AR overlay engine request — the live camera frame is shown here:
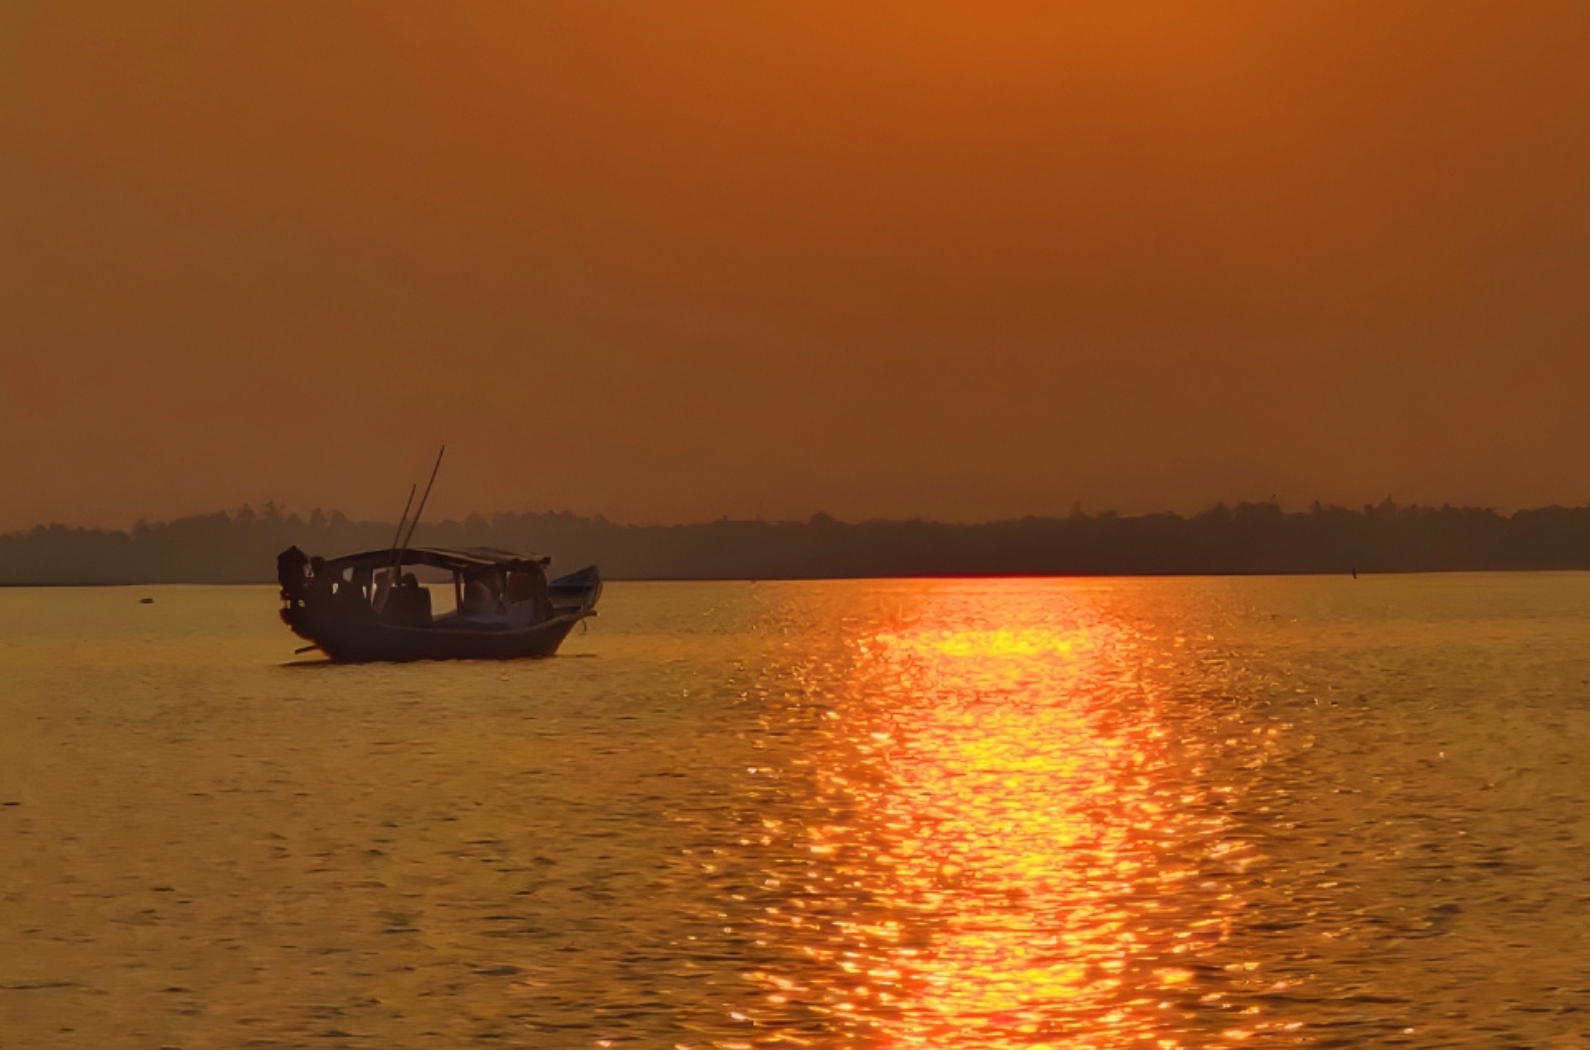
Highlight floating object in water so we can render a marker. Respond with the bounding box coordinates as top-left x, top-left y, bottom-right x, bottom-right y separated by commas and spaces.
139, 597, 154, 604
276, 546, 601, 662
274, 445, 599, 662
